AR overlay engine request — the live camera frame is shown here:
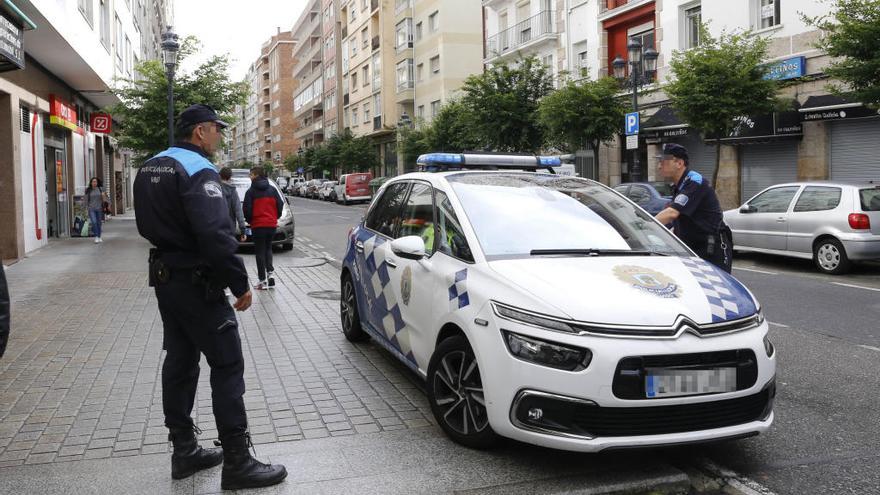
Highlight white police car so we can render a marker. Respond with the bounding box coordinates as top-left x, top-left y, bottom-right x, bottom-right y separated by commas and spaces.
340, 153, 775, 452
